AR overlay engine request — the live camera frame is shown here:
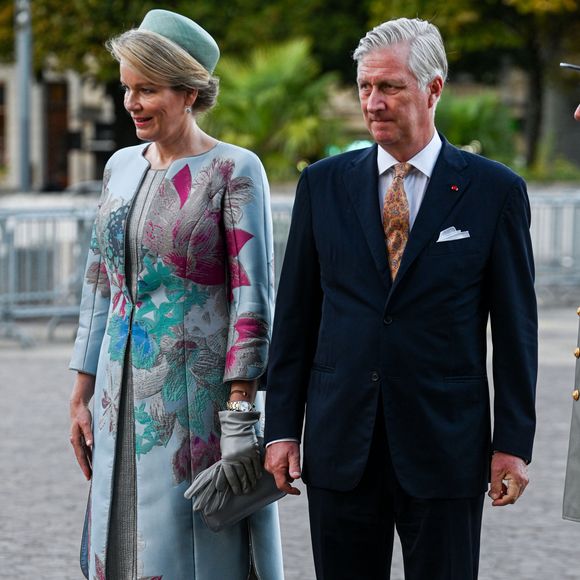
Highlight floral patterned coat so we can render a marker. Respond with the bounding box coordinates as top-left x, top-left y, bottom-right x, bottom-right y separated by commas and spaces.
70, 142, 283, 580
